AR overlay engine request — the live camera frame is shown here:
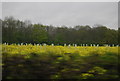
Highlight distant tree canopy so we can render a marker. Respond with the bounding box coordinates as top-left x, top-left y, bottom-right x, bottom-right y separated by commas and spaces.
1, 17, 118, 45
